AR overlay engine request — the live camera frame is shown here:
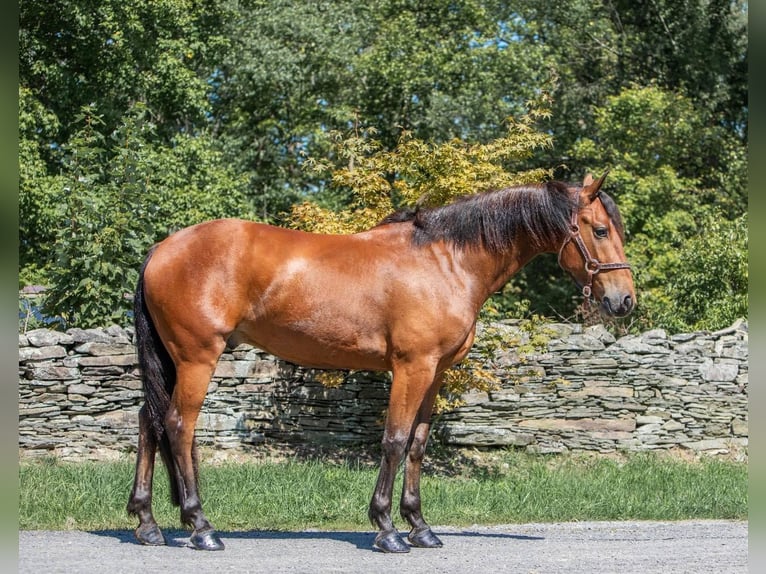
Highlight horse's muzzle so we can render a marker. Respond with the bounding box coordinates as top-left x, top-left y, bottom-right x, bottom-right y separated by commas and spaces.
602, 293, 634, 317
